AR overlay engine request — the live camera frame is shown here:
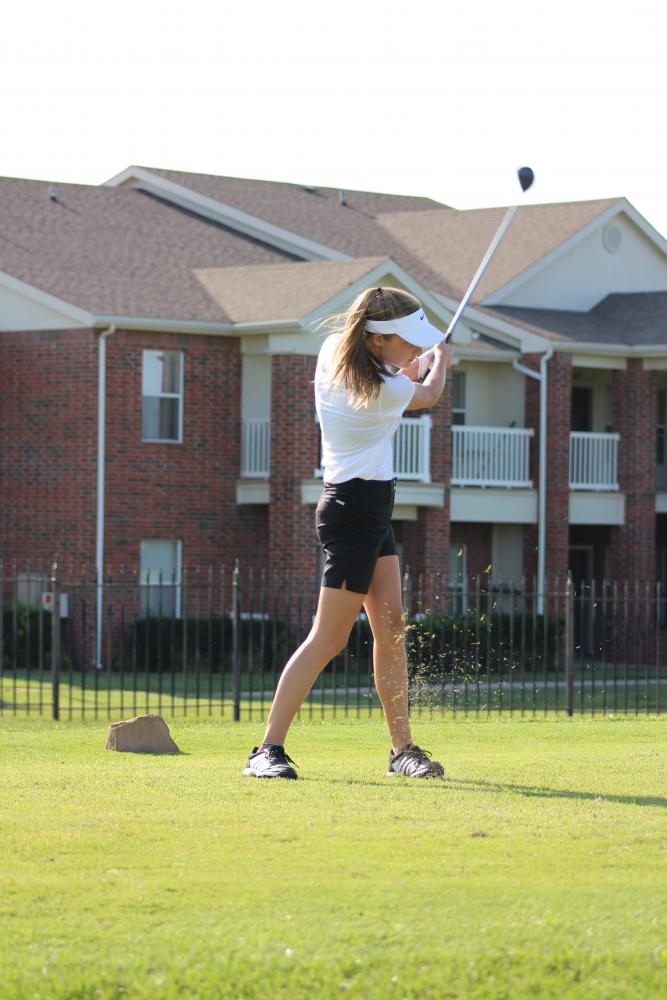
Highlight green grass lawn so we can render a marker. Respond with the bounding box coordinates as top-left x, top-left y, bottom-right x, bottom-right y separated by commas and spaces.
2, 716, 666, 999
